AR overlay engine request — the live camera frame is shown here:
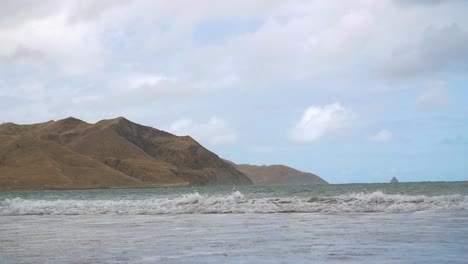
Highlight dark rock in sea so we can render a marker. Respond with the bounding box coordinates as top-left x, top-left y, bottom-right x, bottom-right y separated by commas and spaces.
390, 177, 399, 183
